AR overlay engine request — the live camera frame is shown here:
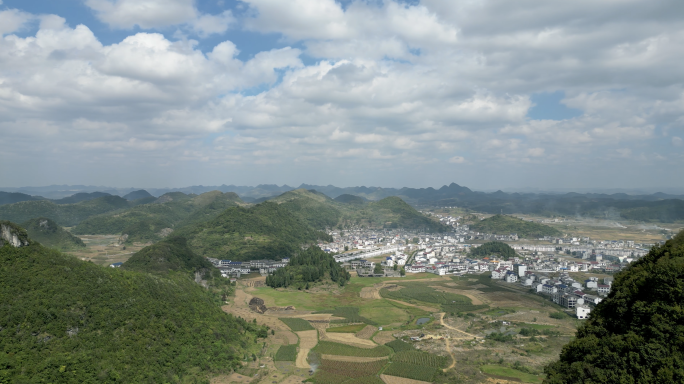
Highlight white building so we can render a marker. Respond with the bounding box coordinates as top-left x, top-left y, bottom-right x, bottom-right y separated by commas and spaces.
576, 305, 591, 319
